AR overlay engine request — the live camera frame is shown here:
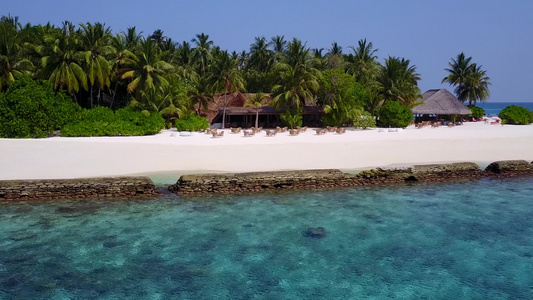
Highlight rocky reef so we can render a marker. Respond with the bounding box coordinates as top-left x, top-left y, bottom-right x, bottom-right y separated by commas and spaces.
0, 177, 158, 201
169, 160, 533, 196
